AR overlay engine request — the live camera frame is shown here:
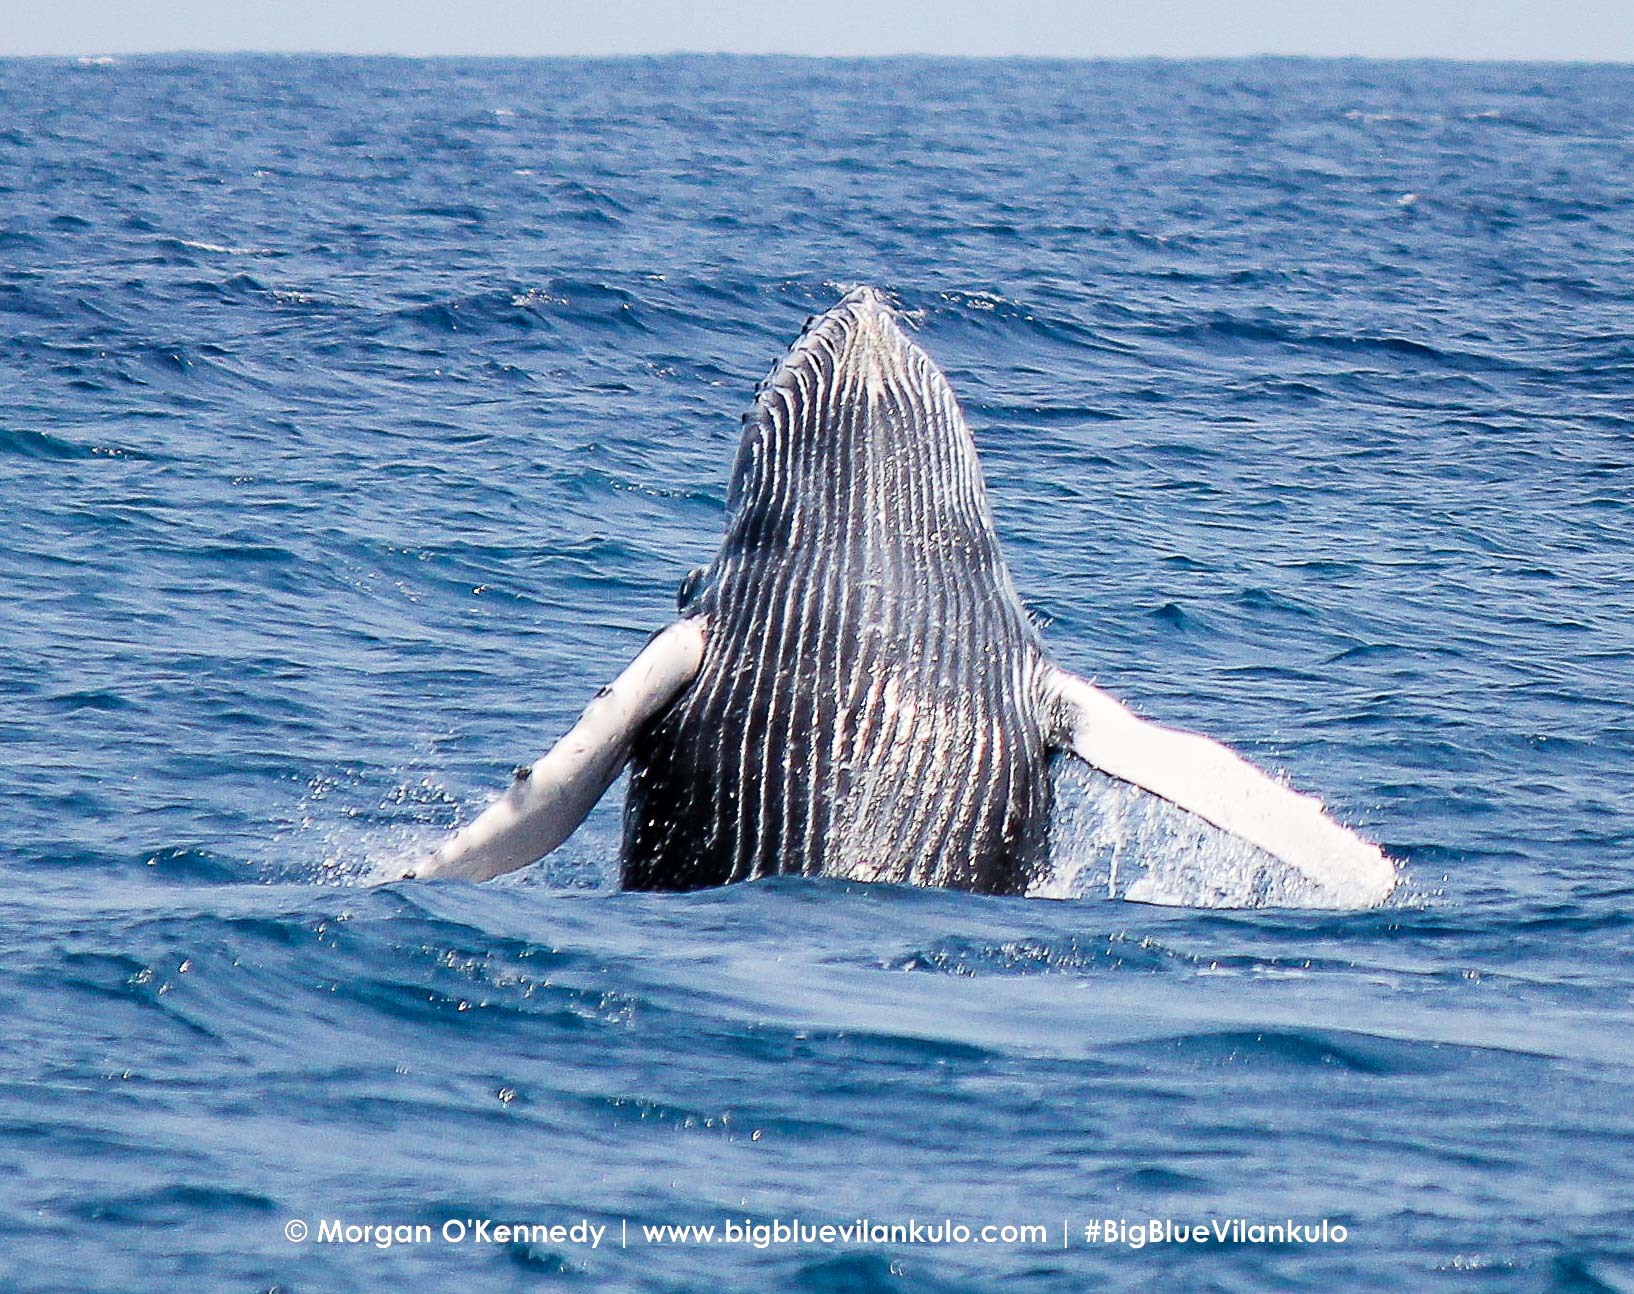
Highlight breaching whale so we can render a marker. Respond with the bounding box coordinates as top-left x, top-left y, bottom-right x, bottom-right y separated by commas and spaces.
408, 287, 1395, 905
